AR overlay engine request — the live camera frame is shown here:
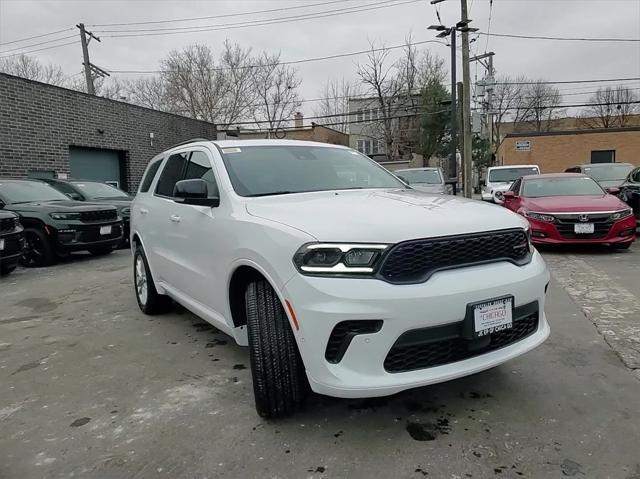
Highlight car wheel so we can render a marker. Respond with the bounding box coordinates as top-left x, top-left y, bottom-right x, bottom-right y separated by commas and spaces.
245, 279, 308, 418
133, 245, 170, 315
20, 228, 54, 267
1, 263, 17, 276
88, 246, 114, 256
